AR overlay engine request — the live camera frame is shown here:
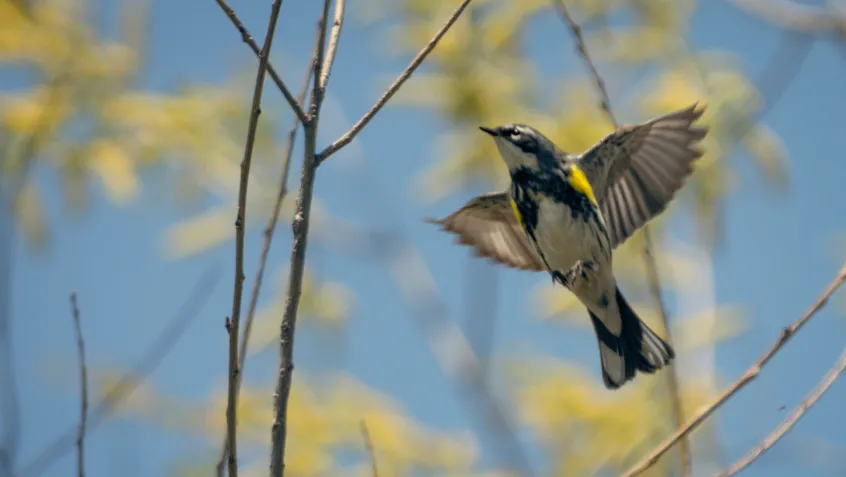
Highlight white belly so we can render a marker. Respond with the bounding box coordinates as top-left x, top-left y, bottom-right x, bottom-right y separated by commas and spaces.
532, 199, 608, 273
